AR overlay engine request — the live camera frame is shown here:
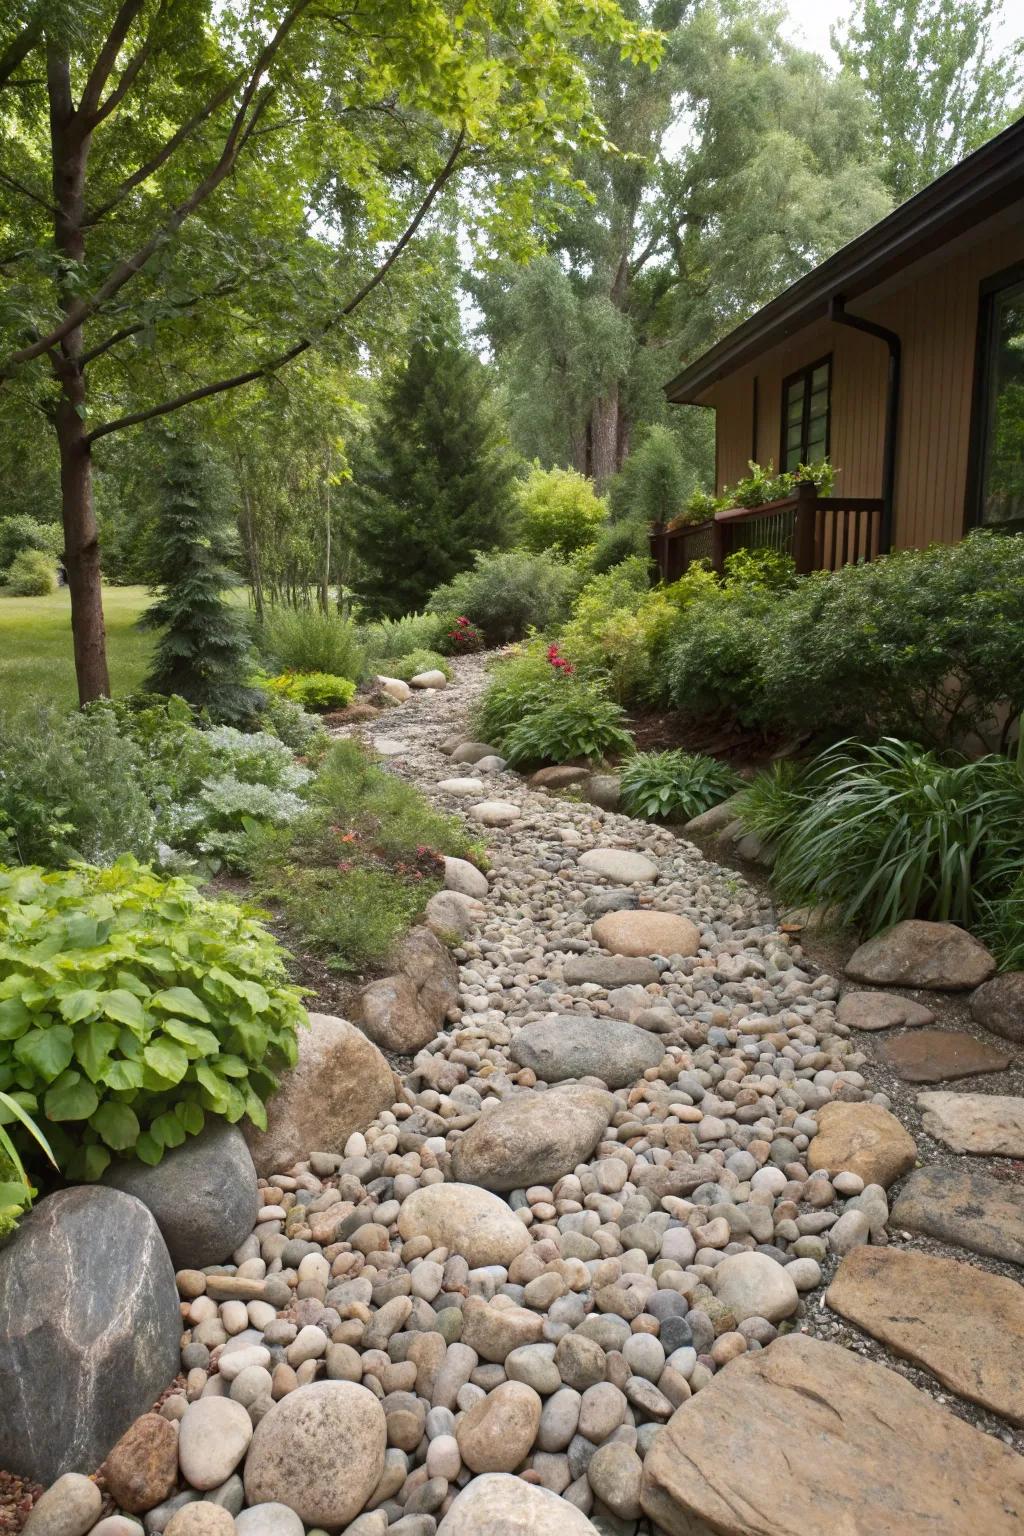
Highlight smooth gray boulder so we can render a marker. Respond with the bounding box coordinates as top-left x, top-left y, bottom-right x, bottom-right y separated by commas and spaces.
0, 1186, 180, 1484
103, 1122, 258, 1269
510, 1015, 663, 1089
451, 1085, 613, 1191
